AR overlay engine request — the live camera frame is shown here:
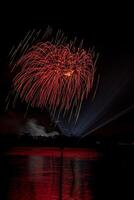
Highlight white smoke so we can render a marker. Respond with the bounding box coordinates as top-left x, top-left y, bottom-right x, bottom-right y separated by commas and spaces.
19, 118, 59, 138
